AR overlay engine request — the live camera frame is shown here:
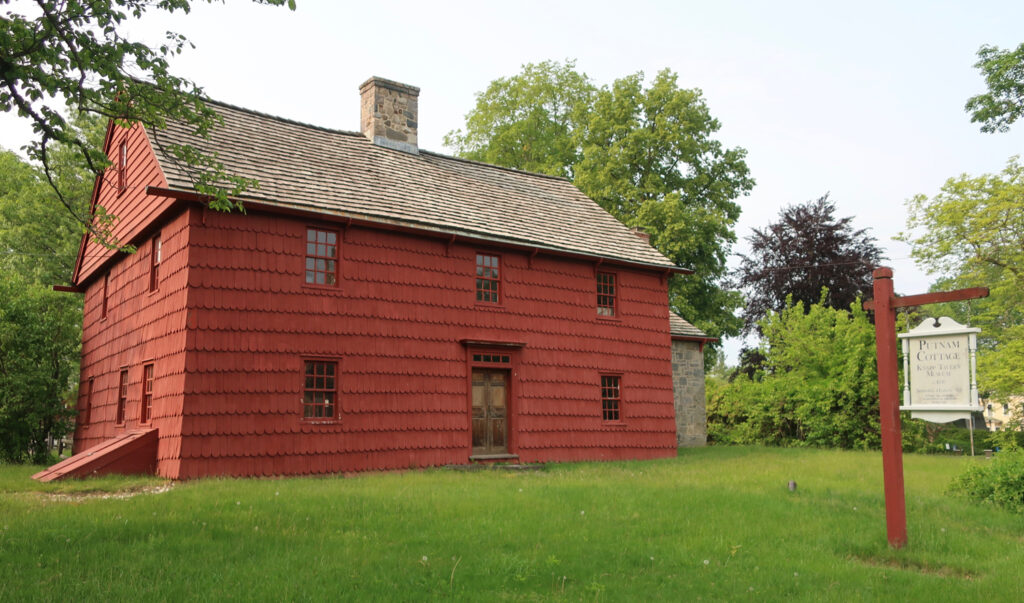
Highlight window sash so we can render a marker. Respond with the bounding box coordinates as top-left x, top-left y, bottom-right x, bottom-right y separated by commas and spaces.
303, 361, 337, 419
305, 228, 338, 286
475, 254, 500, 303
101, 273, 109, 319
597, 272, 616, 316
141, 364, 154, 423
116, 369, 128, 425
149, 235, 161, 292
601, 375, 621, 421
117, 139, 127, 193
